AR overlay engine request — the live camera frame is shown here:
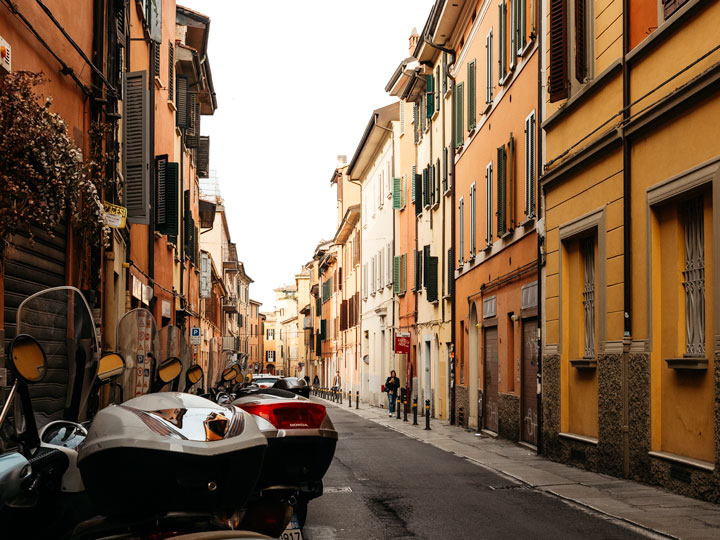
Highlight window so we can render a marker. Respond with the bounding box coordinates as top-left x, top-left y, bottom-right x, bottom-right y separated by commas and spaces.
486, 162, 493, 246
682, 197, 705, 357
168, 41, 175, 102
266, 328, 274, 340
413, 103, 419, 145
423, 167, 430, 208
498, 0, 508, 83
266, 350, 275, 362
378, 173, 383, 209
411, 165, 416, 203
363, 262, 368, 299
435, 66, 441, 113
548, 0, 593, 102
442, 148, 448, 193
436, 158, 441, 202
393, 177, 403, 209
454, 82, 464, 148
467, 60, 476, 131
663, 0, 690, 19
459, 197, 465, 263
426, 73, 435, 118
486, 30, 493, 104
400, 102, 405, 134
387, 243, 393, 286
524, 111, 536, 219
581, 237, 595, 359
470, 183, 477, 256
514, 0, 527, 55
